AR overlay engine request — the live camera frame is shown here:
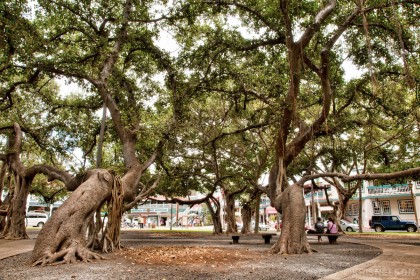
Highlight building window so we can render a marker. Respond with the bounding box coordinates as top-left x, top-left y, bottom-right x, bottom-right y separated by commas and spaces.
346, 205, 351, 216
346, 204, 357, 216
381, 201, 391, 214
347, 203, 359, 216
372, 201, 381, 215
398, 200, 414, 214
